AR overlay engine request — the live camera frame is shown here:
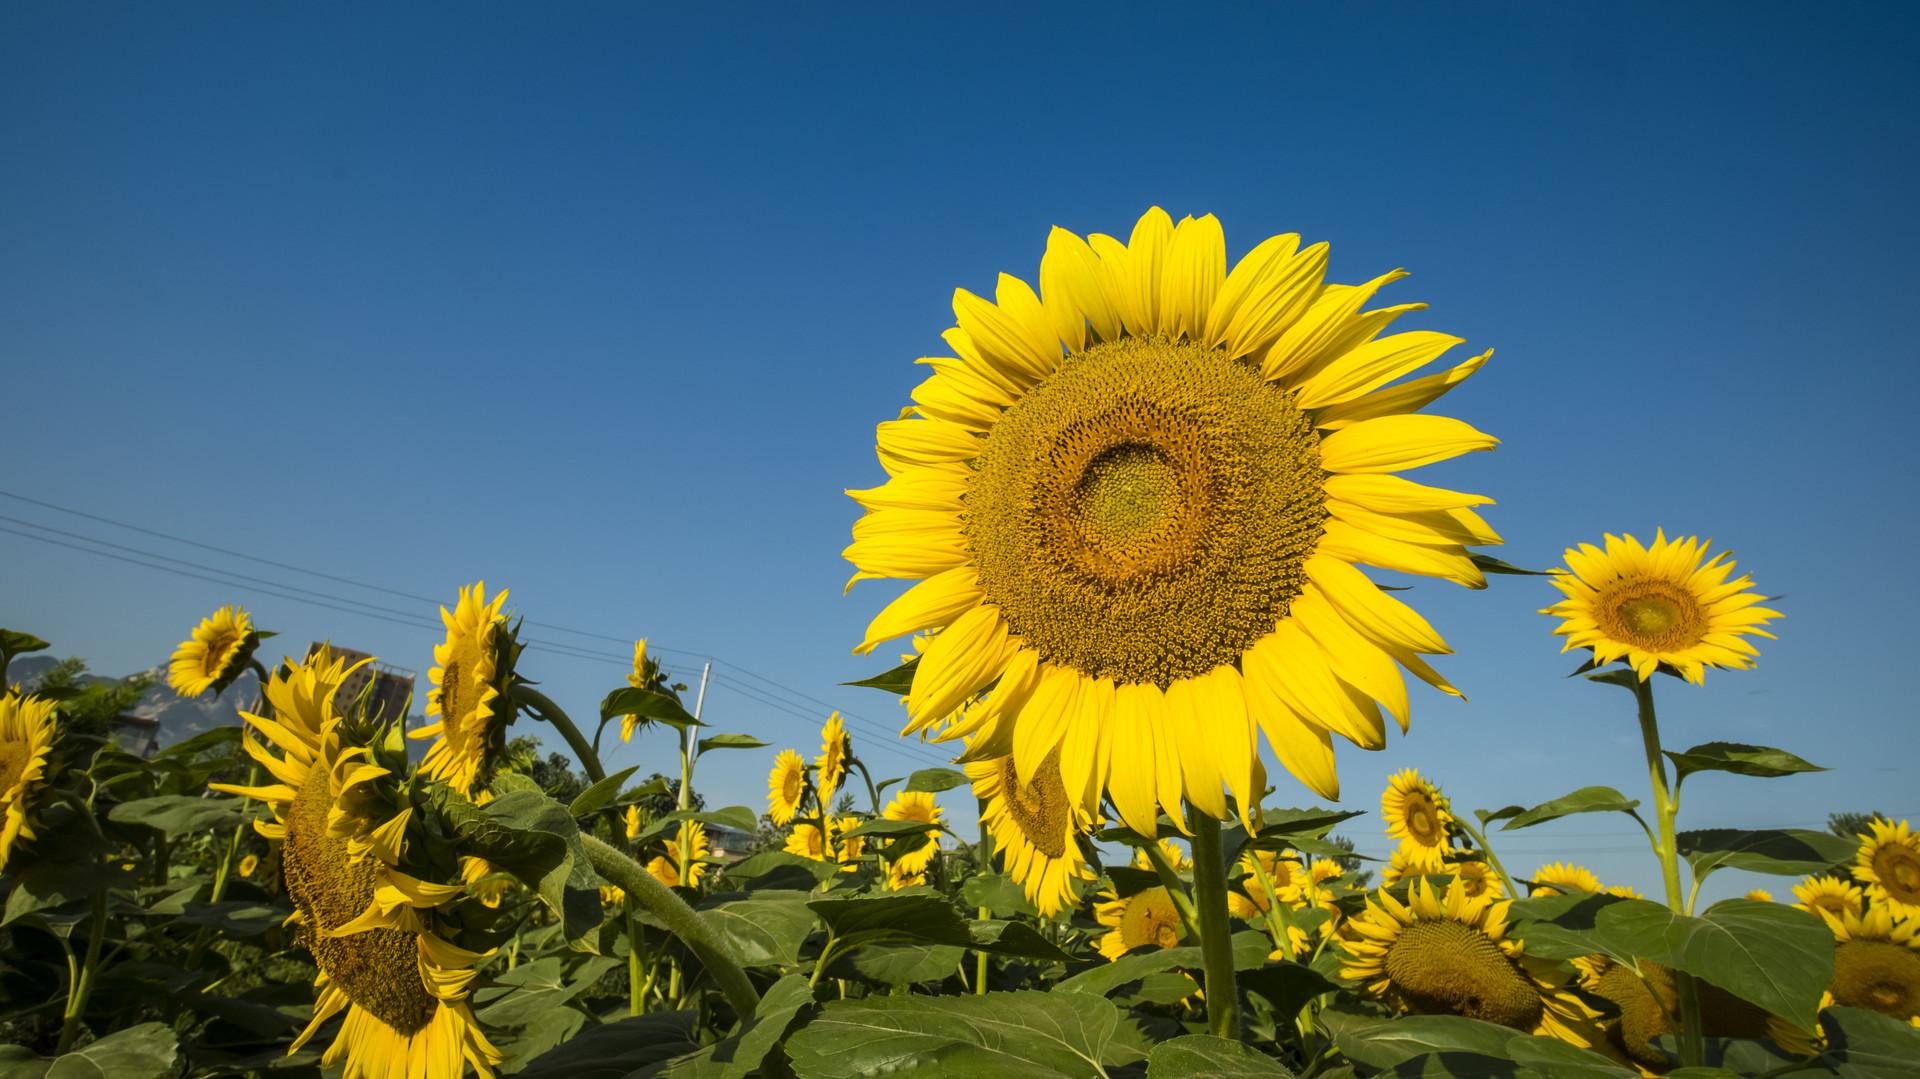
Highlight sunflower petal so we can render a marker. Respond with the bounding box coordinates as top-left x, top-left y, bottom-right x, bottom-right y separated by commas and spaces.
1319, 415, 1499, 474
